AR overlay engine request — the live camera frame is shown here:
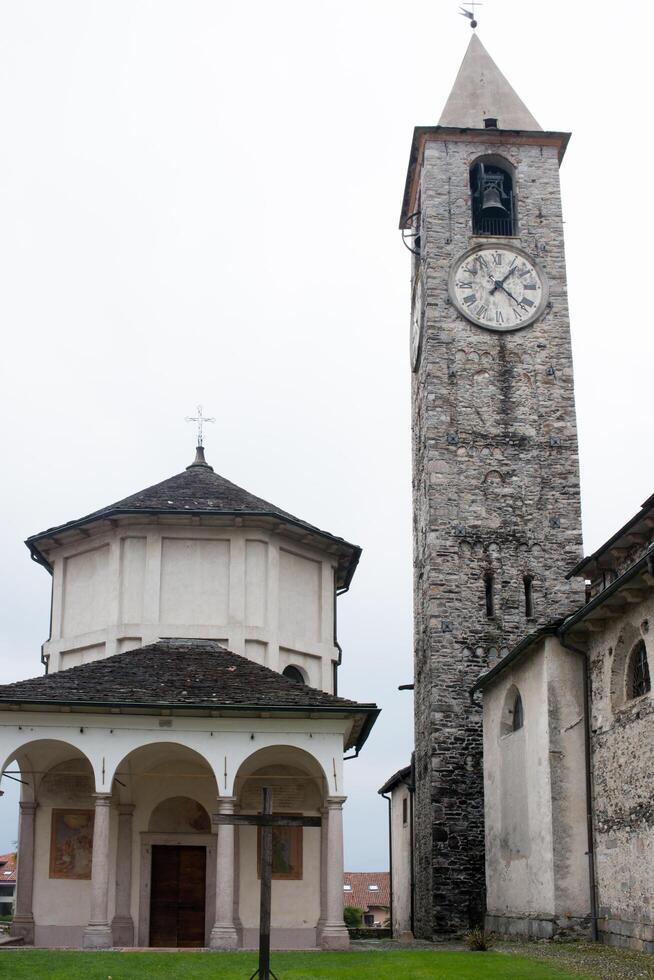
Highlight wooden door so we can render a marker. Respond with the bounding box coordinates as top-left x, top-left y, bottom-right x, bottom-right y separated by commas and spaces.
149, 845, 206, 947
